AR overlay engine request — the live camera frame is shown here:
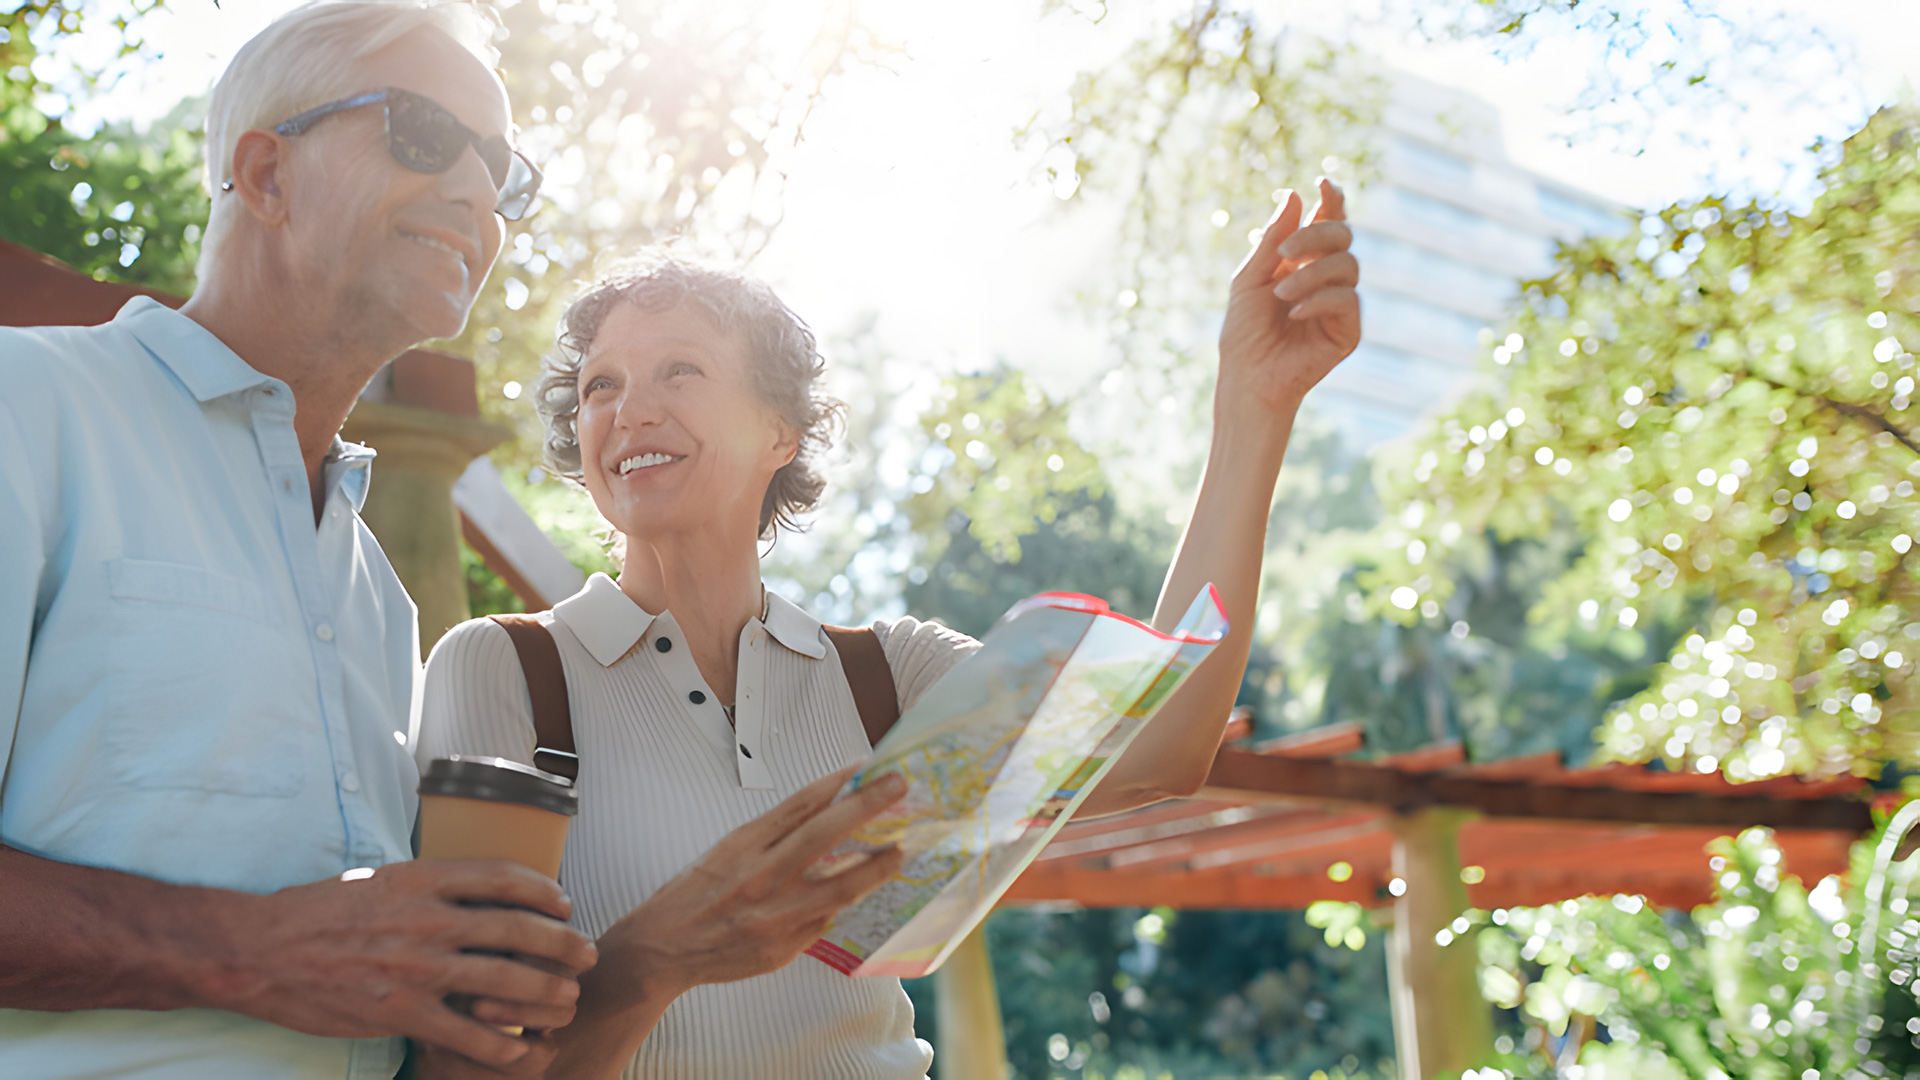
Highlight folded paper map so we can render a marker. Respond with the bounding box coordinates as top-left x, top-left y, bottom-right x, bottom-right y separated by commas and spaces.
805, 586, 1229, 978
